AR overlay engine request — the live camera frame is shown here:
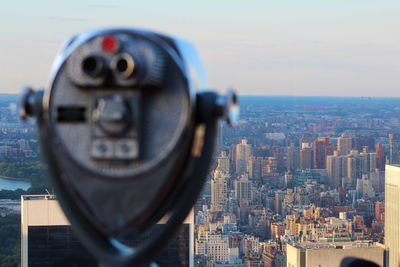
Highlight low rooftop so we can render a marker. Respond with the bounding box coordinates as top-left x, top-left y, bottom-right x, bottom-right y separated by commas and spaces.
21, 195, 56, 201
294, 241, 381, 250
